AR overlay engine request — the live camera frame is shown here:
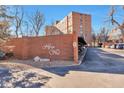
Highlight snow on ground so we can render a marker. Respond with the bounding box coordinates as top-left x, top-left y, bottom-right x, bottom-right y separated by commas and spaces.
0, 62, 51, 88
0, 59, 74, 88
